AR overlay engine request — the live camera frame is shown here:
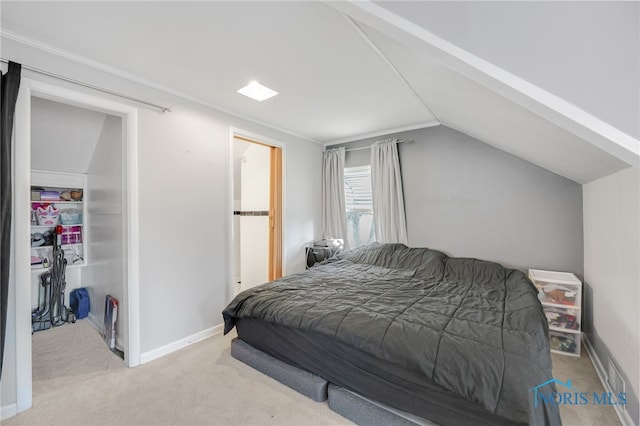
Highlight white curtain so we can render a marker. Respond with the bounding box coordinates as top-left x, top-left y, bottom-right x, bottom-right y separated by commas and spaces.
371, 139, 408, 245
322, 148, 349, 249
